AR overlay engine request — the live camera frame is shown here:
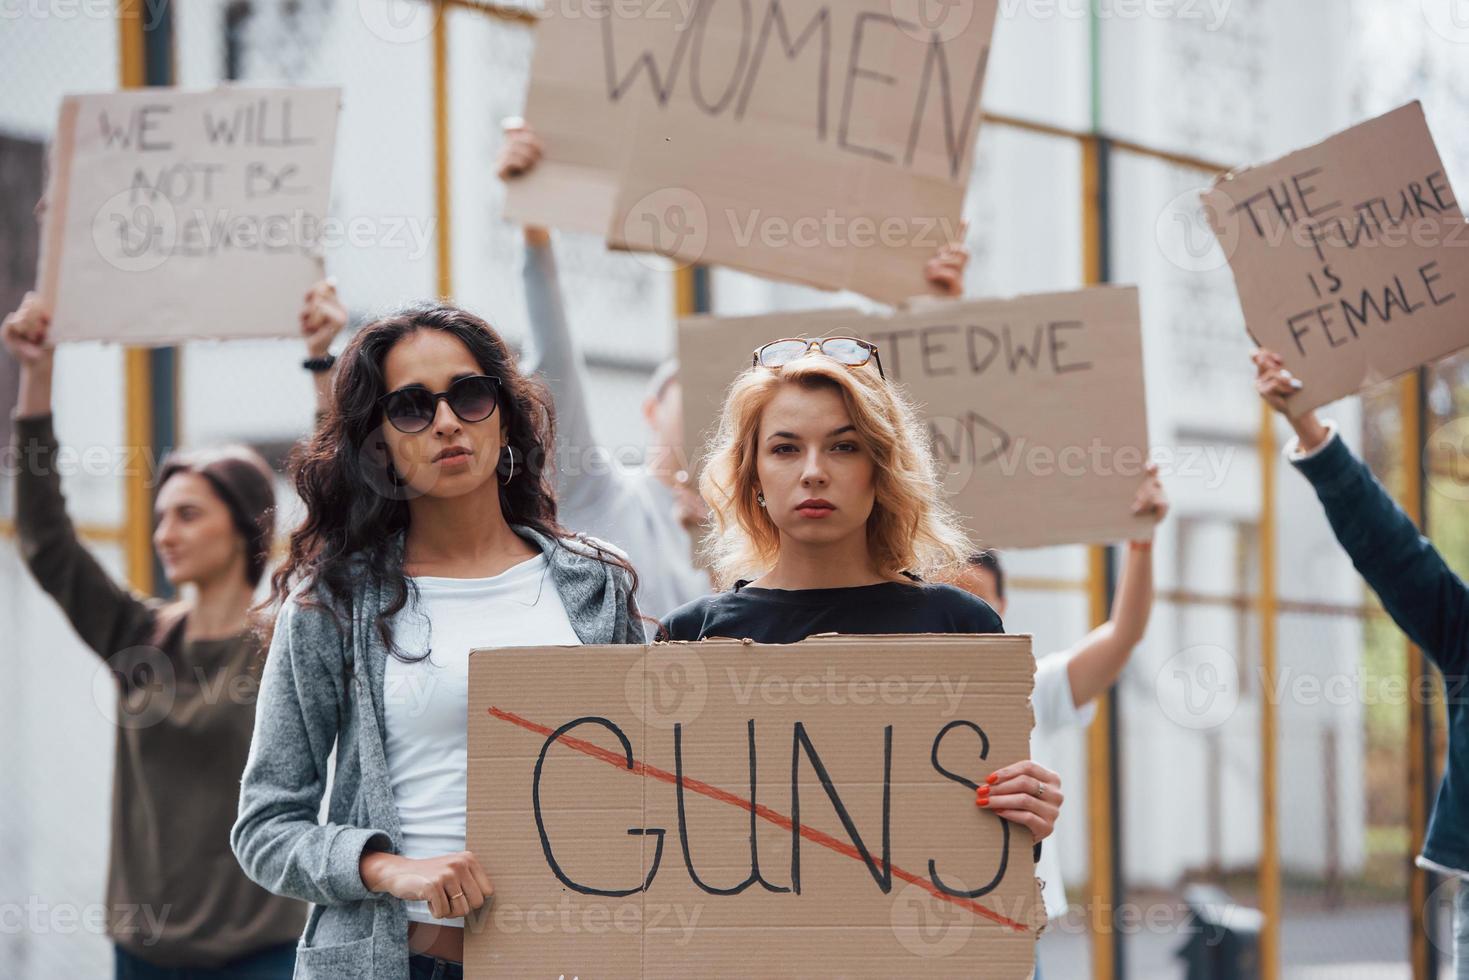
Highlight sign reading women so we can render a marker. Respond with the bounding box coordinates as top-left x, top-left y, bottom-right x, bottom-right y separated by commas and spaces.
506, 0, 999, 305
